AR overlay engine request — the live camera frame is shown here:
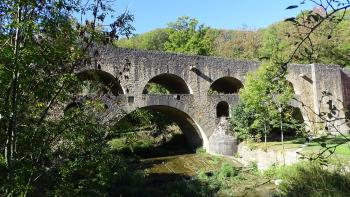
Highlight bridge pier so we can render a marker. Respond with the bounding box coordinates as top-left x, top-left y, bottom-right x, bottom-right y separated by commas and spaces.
208, 117, 237, 155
